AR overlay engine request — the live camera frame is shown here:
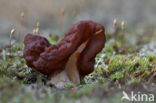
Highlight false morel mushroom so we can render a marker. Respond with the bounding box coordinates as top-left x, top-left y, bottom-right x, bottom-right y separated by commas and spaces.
24, 20, 106, 88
